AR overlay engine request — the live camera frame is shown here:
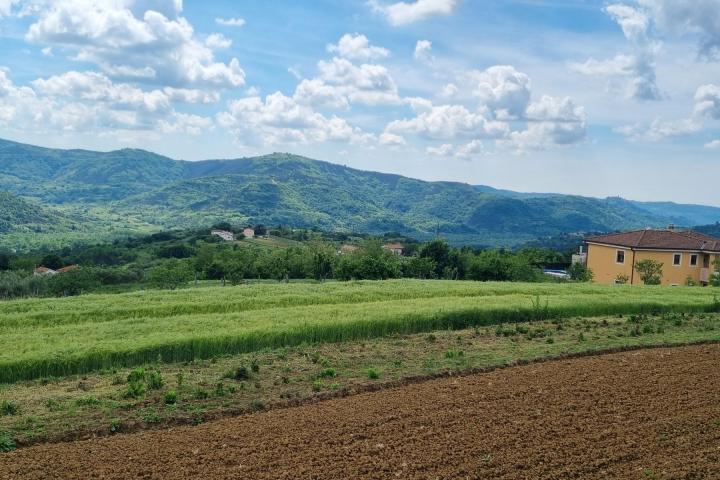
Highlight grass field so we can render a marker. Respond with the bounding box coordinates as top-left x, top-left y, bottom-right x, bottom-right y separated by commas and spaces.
1, 311, 718, 446
2, 280, 720, 383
